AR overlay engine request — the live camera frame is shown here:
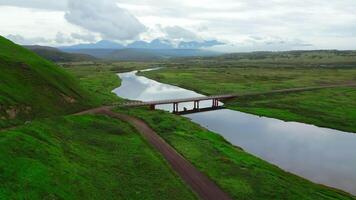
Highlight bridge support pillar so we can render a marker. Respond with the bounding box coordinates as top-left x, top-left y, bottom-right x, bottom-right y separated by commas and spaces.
173, 103, 179, 113
212, 99, 219, 107
194, 101, 200, 110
